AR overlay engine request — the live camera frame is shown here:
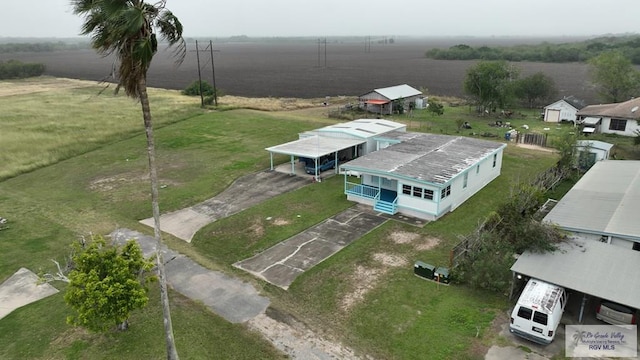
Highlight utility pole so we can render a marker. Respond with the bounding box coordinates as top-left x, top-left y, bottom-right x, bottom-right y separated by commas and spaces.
208, 40, 218, 106
317, 38, 327, 68
195, 40, 204, 108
